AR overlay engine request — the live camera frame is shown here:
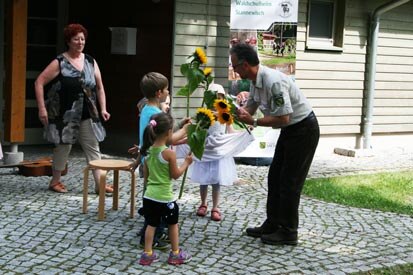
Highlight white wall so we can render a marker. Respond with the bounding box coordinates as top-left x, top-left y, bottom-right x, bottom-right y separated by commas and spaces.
172, 0, 231, 119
